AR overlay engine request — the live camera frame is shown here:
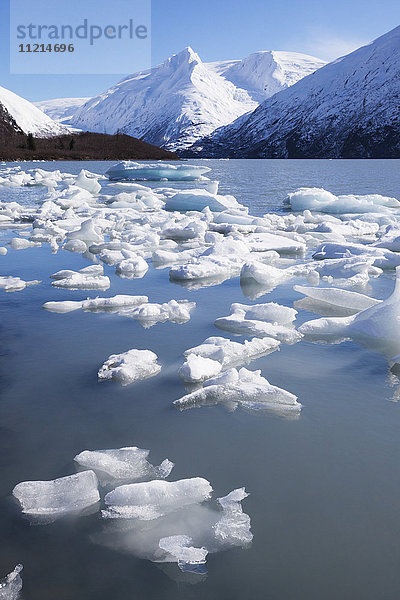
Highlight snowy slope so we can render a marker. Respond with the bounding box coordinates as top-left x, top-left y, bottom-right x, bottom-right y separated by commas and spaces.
192, 26, 400, 158
34, 98, 90, 124
69, 47, 324, 151
209, 51, 325, 103
0, 86, 68, 137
